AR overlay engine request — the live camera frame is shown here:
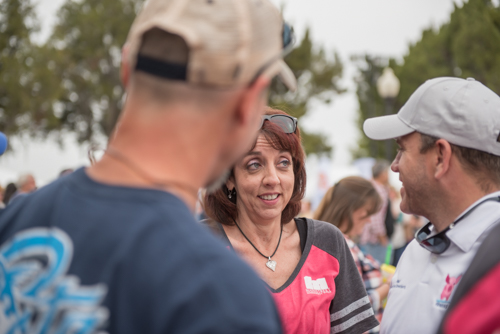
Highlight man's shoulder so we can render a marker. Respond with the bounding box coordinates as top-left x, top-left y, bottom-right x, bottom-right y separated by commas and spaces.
115, 213, 282, 333
0, 195, 282, 333
0, 168, 190, 229
0, 168, 212, 273
436, 222, 500, 334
